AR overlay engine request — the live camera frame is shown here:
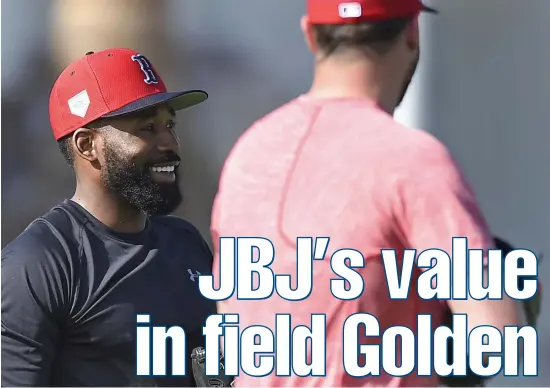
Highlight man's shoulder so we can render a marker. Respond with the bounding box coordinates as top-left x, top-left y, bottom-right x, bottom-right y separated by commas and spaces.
398, 125, 449, 151
396, 127, 458, 167
150, 215, 205, 240
255, 96, 305, 120
219, 97, 313, 166
387, 126, 468, 193
151, 215, 212, 260
364, 114, 456, 165
236, 97, 308, 138
1, 204, 80, 318
2, 202, 82, 265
